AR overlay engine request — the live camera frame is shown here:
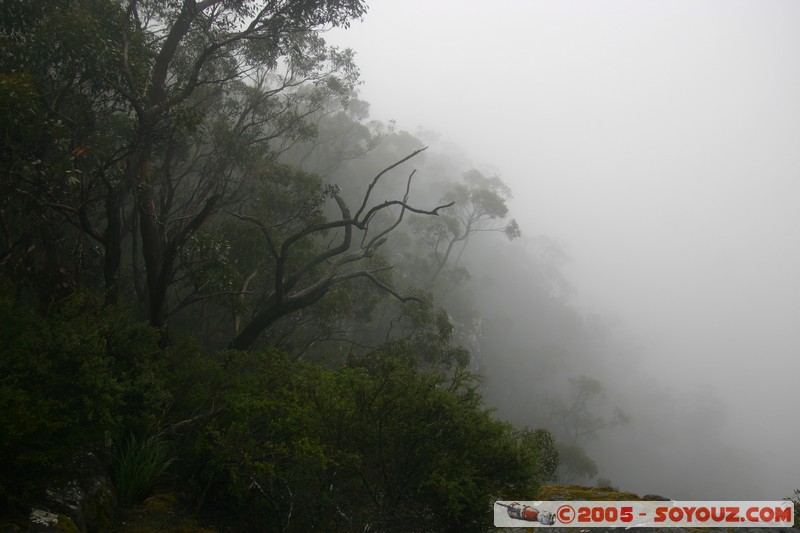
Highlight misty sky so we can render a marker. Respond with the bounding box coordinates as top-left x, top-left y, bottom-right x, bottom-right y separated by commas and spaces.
327, 1, 800, 499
